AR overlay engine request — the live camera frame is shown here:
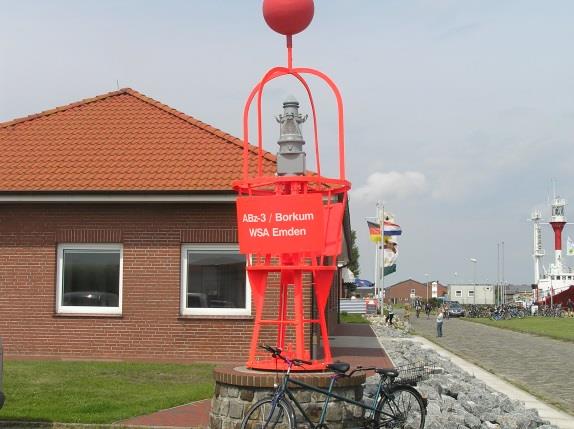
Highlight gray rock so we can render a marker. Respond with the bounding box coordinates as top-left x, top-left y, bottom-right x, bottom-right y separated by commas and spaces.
464, 410, 482, 429
496, 411, 534, 429
363, 382, 378, 397
369, 318, 554, 429
426, 401, 442, 418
